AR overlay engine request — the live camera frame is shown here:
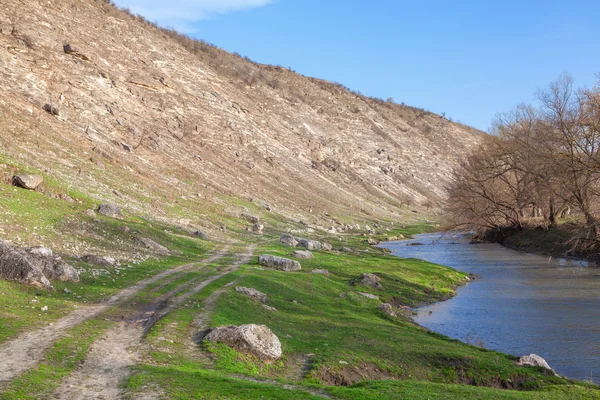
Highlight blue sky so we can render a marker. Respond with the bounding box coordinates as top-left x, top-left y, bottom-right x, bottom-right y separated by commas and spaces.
114, 0, 600, 132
